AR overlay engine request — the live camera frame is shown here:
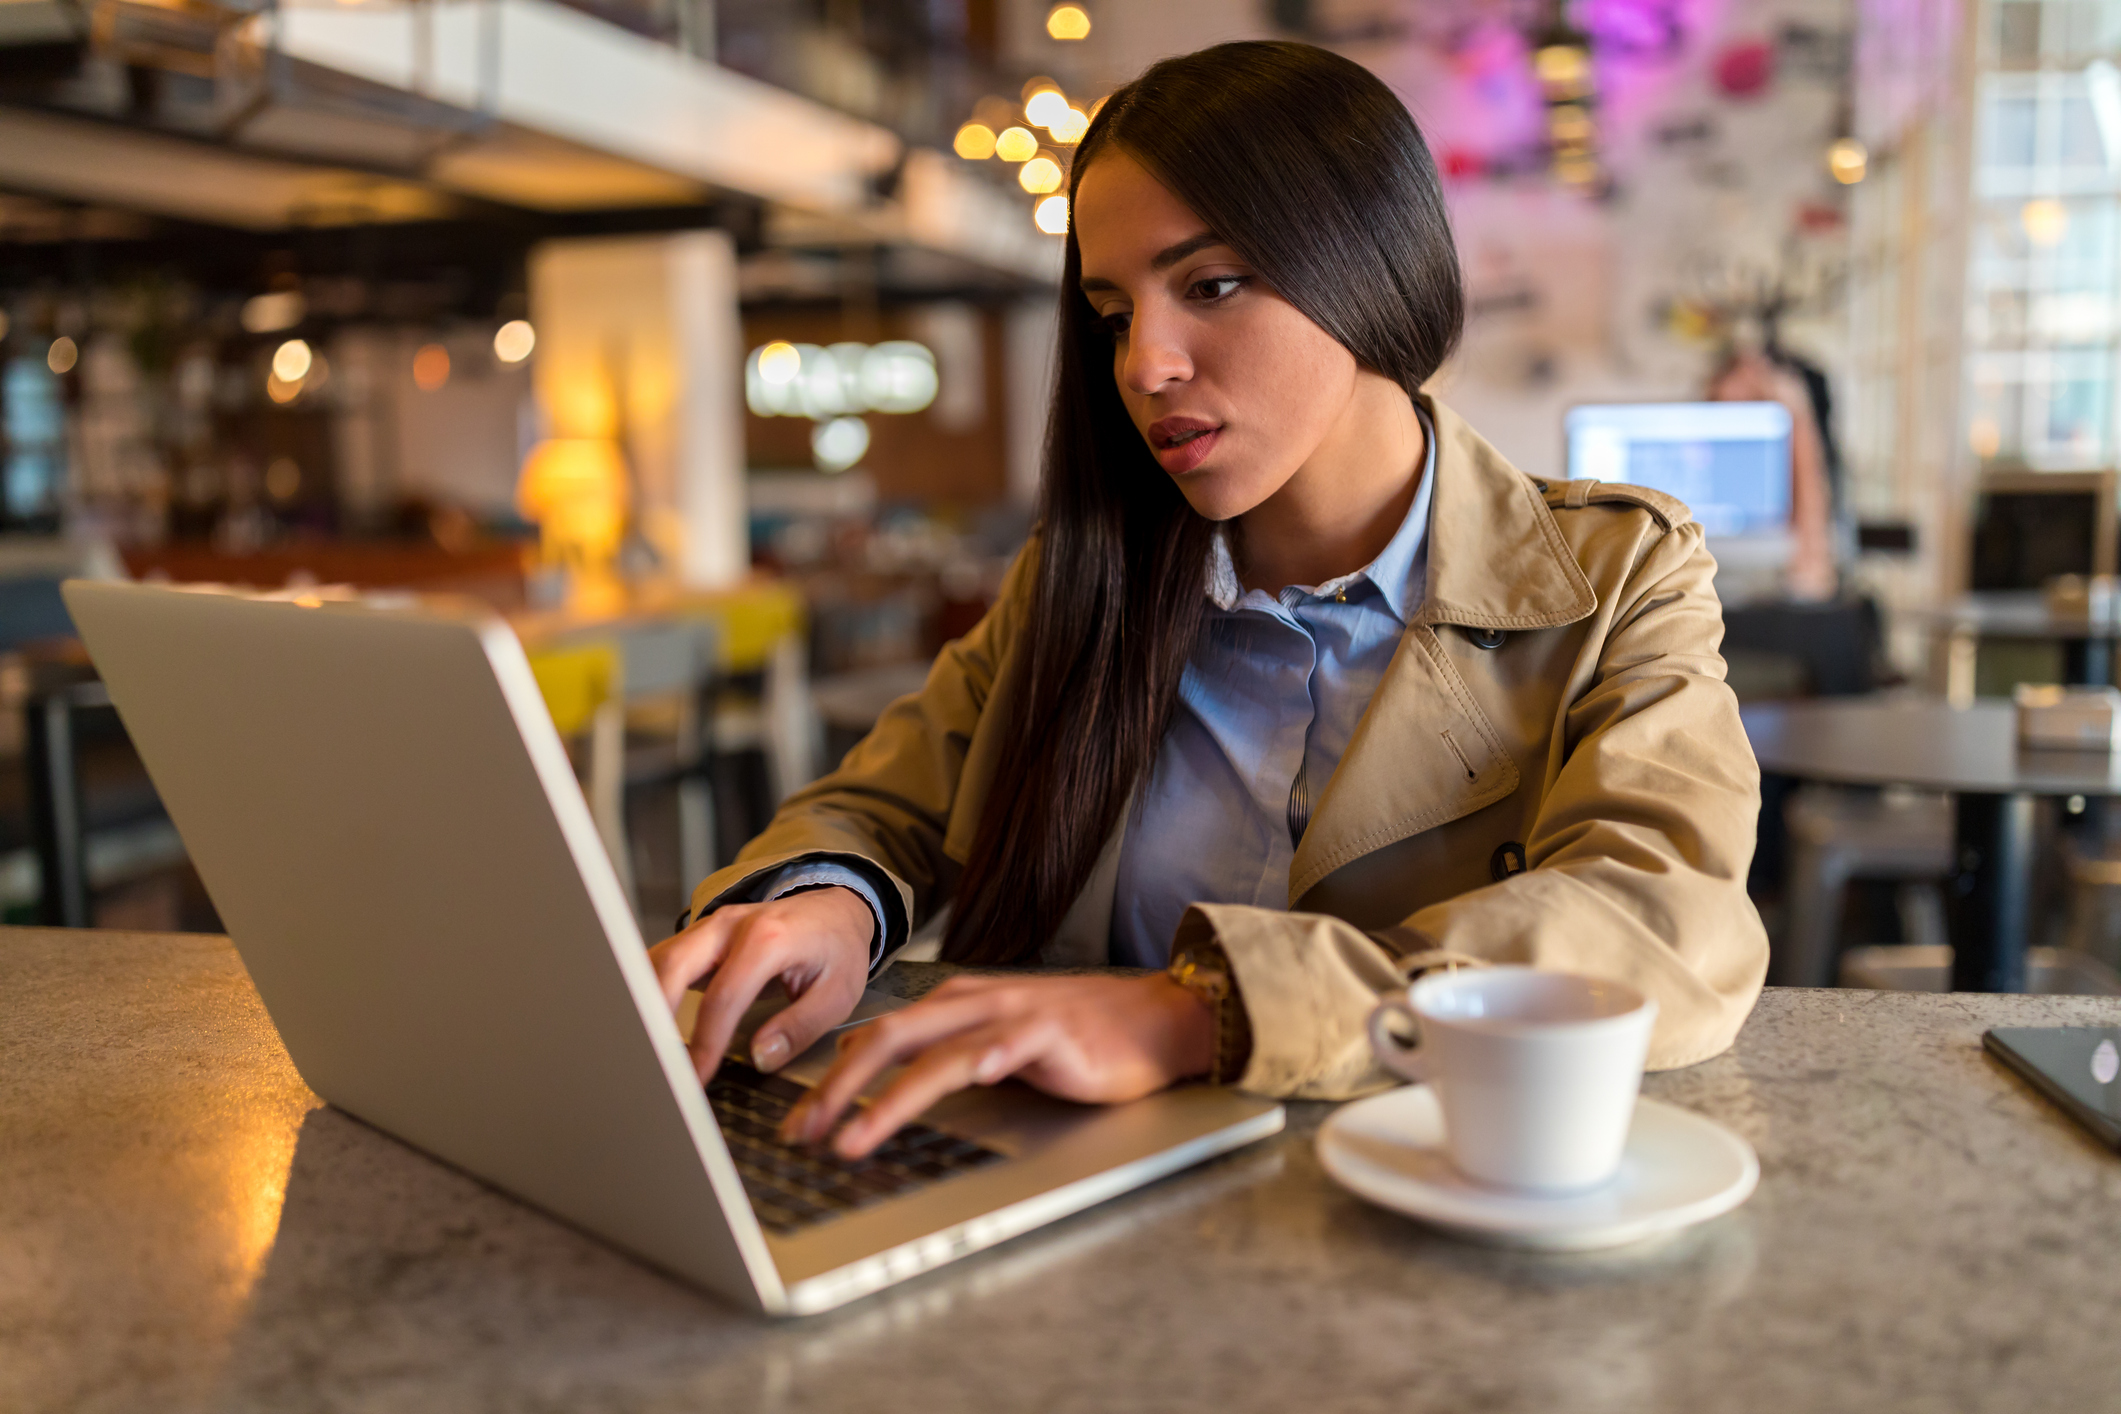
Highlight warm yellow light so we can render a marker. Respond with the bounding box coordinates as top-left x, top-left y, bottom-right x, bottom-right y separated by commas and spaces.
413, 342, 451, 391
1548, 104, 1594, 146
757, 340, 802, 385
1049, 107, 1089, 144
1025, 88, 1071, 128
996, 126, 1039, 163
1970, 417, 2002, 458
1535, 43, 1586, 99
46, 336, 77, 375
954, 121, 998, 159
2022, 198, 2069, 247
494, 319, 536, 363
1034, 194, 1070, 234
1535, 45, 1586, 85
1827, 137, 1868, 185
517, 437, 631, 569
266, 372, 302, 404
271, 339, 312, 382
1554, 154, 1601, 187
1019, 156, 1063, 193
1046, 3, 1091, 40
